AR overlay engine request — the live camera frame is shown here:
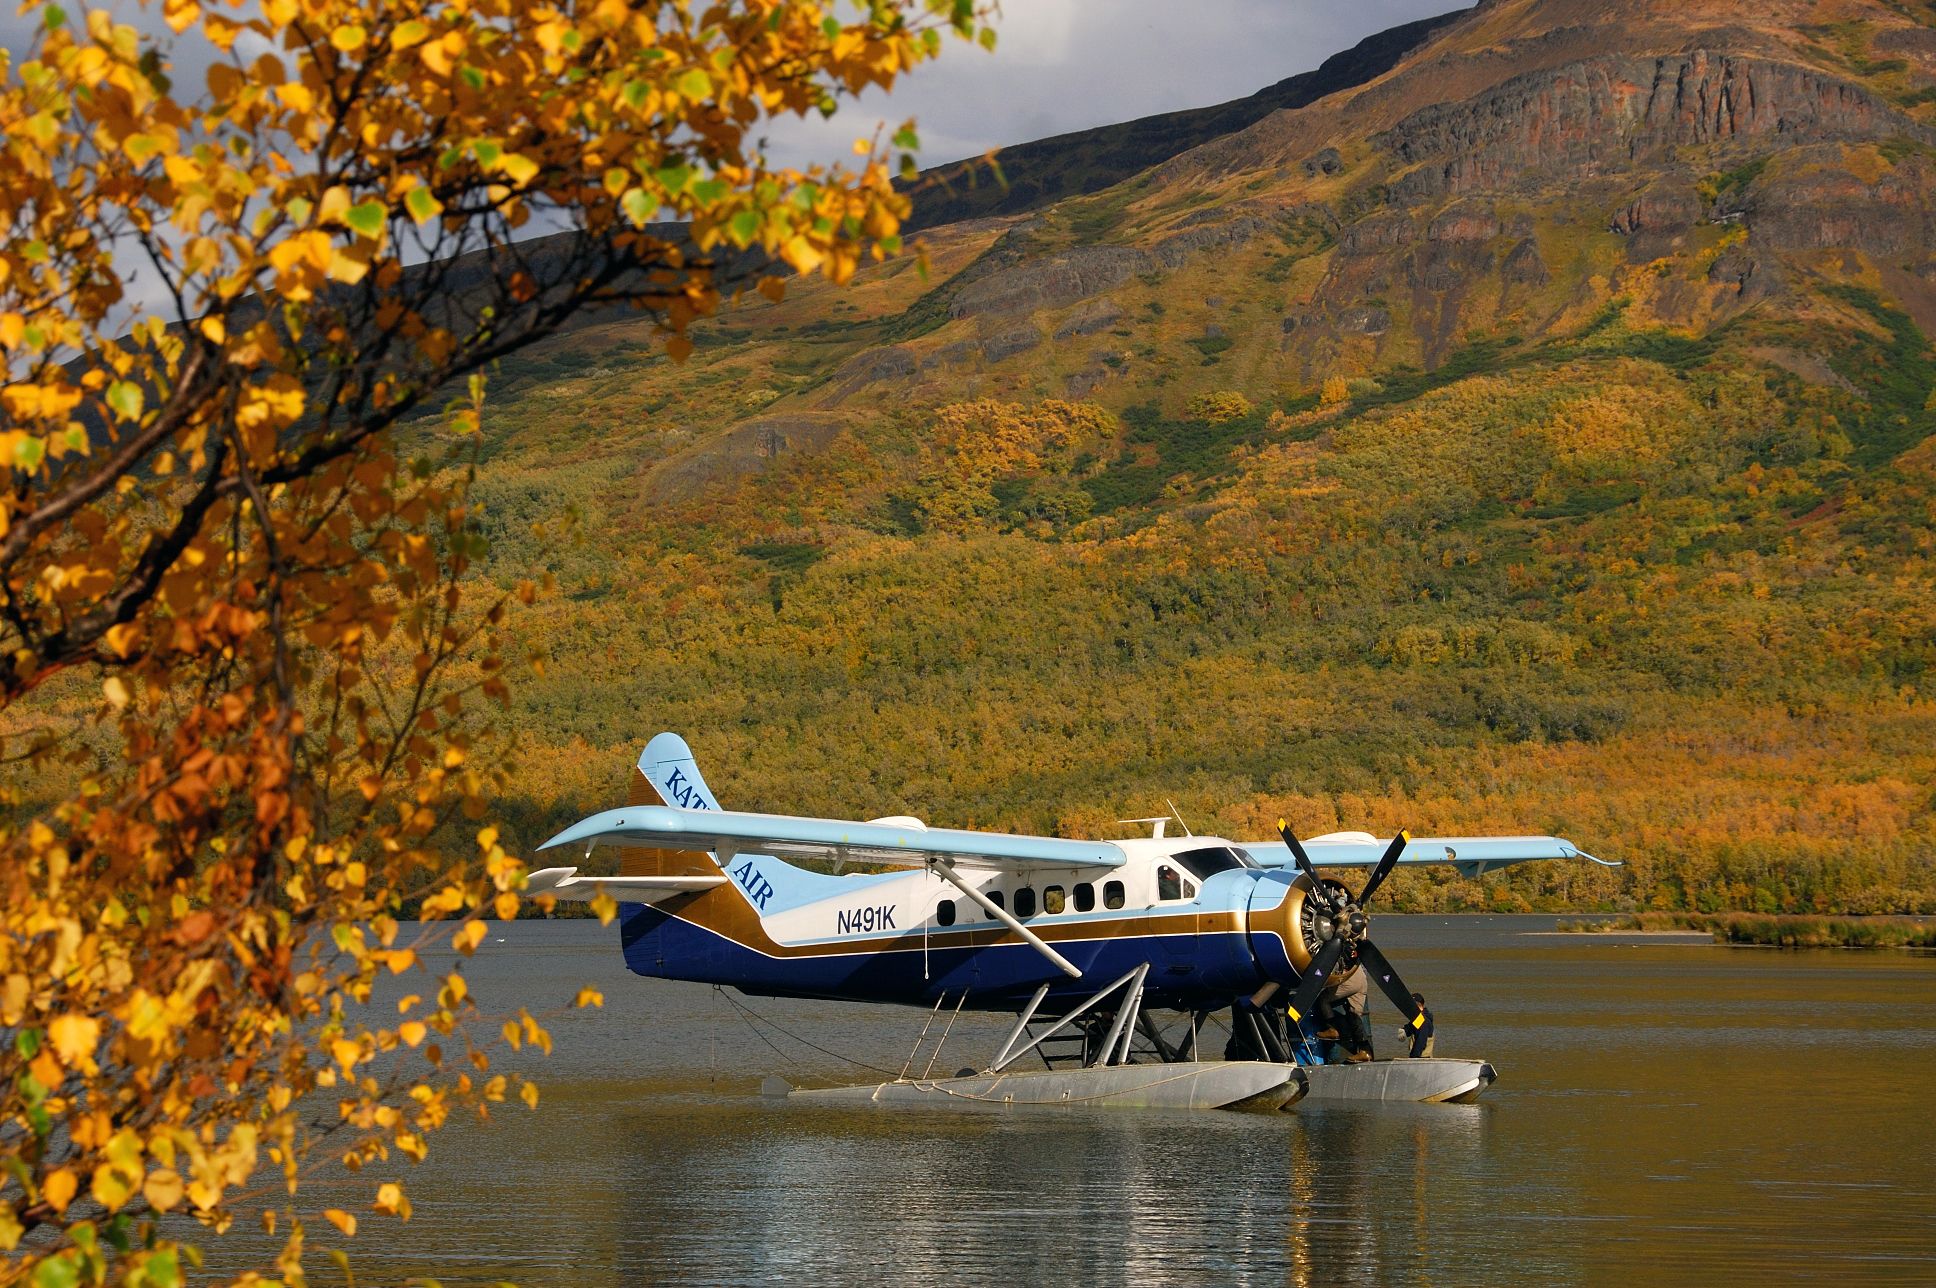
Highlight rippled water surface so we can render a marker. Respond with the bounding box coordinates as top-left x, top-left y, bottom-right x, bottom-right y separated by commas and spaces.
248, 917, 1936, 1285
